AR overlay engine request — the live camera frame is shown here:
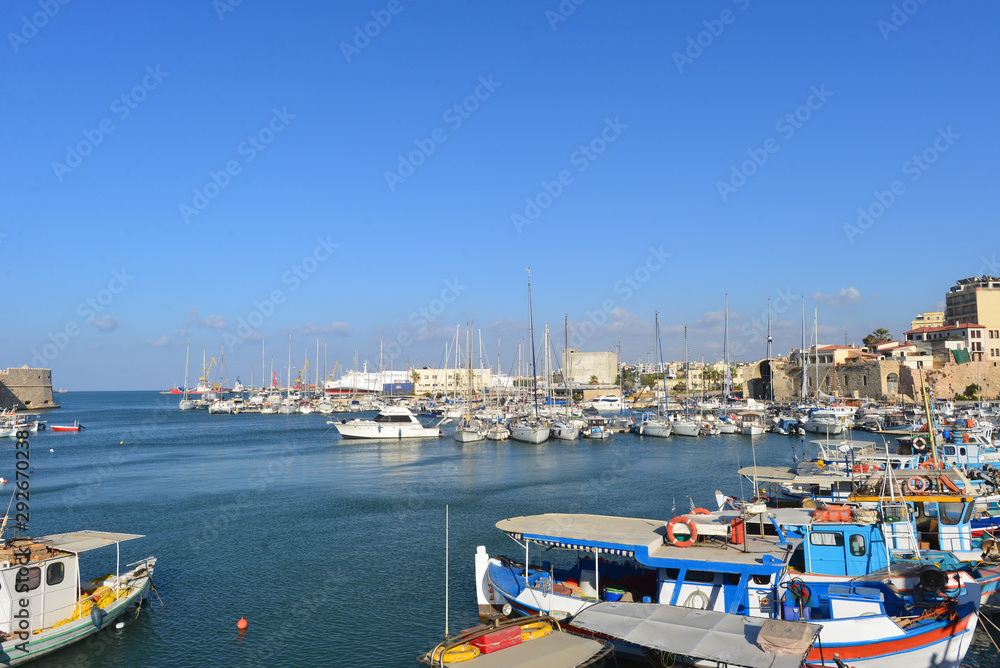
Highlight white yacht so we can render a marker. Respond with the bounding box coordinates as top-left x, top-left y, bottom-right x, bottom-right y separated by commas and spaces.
333, 406, 442, 439
583, 394, 624, 412
671, 418, 701, 437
